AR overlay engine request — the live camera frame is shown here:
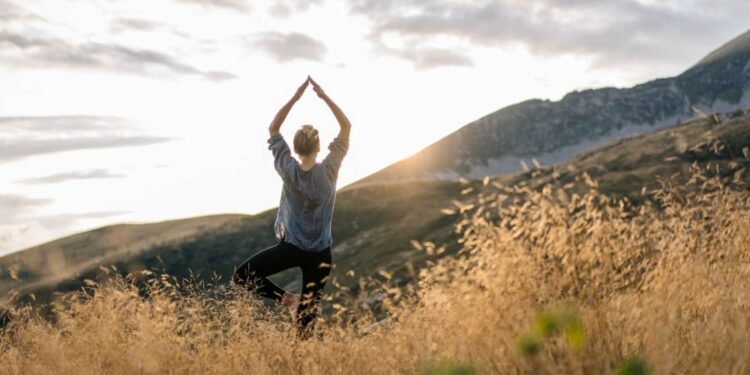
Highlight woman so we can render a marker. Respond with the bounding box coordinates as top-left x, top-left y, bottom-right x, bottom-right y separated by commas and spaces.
232, 76, 351, 339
